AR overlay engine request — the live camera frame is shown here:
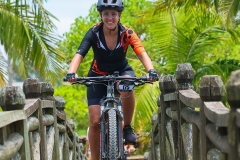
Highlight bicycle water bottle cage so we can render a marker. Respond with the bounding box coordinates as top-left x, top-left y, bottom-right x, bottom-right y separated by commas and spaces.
118, 80, 135, 92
